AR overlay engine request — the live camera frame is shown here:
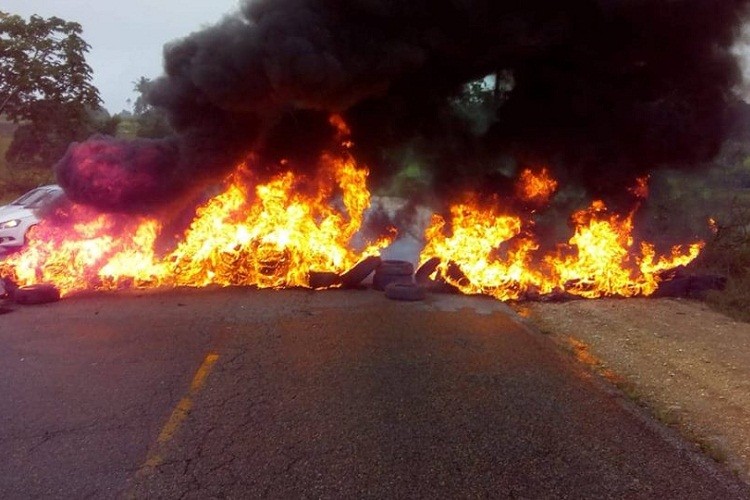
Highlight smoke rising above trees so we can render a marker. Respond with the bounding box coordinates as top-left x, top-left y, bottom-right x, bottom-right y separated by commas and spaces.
55, 0, 750, 211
